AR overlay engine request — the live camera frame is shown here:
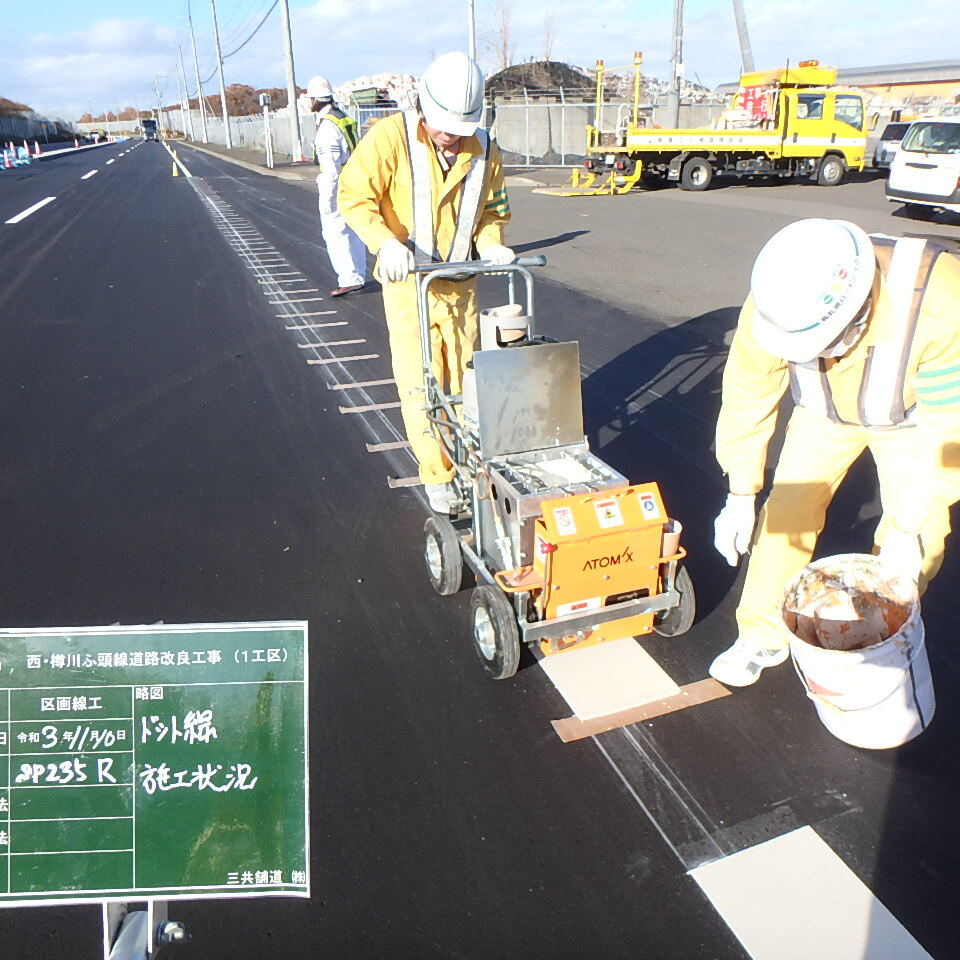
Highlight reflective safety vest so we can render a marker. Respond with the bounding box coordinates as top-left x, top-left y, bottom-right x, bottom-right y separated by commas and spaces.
400, 110, 490, 265
321, 109, 359, 153
788, 236, 947, 429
